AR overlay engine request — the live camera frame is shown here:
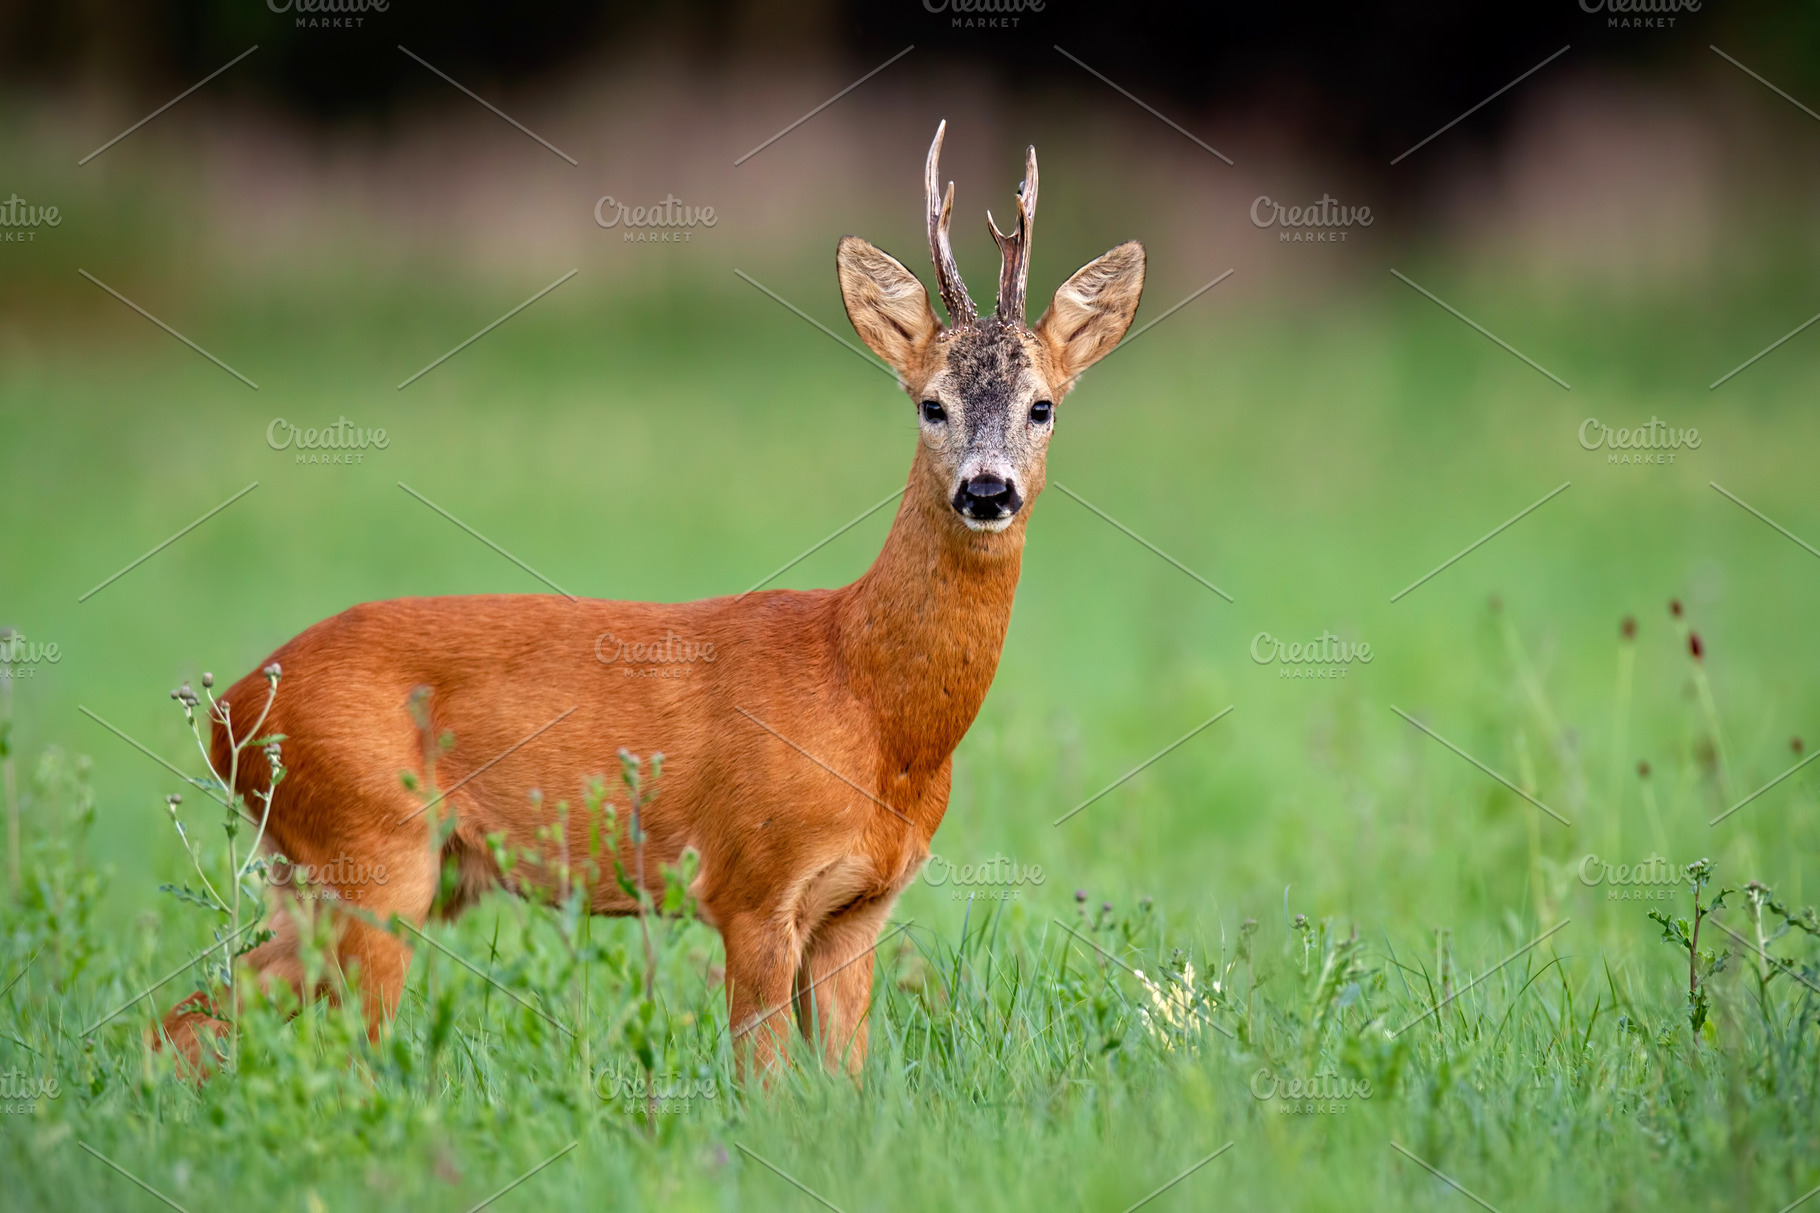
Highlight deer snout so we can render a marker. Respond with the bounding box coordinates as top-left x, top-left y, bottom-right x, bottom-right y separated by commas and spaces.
952, 472, 1023, 527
